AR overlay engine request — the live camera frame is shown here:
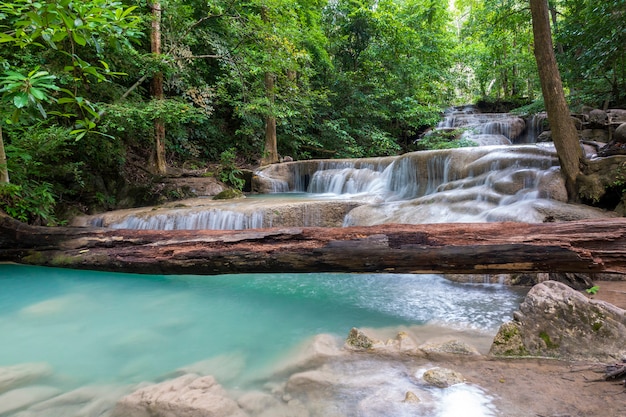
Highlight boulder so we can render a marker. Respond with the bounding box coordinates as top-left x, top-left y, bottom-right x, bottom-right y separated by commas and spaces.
490, 281, 626, 361
111, 374, 248, 417
421, 367, 466, 388
608, 109, 626, 124
614, 123, 626, 143
588, 109, 608, 128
